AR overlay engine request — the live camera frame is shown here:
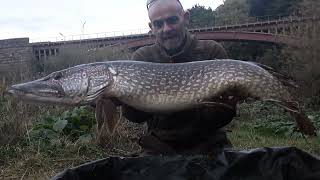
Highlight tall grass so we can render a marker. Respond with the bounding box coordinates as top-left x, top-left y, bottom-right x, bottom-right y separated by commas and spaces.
0, 78, 64, 145
0, 63, 46, 145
